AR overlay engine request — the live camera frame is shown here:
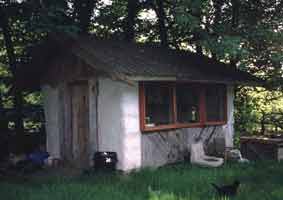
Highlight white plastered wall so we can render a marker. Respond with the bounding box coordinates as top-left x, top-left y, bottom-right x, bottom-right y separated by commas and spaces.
97, 79, 235, 171
224, 85, 235, 148
42, 85, 62, 158
97, 78, 142, 171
